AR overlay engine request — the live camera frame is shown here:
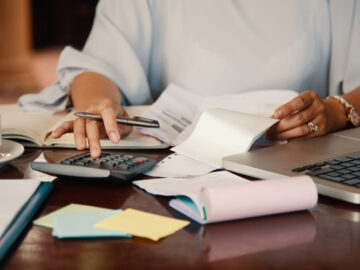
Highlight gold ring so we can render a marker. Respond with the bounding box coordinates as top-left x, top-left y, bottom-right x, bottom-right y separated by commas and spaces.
307, 121, 318, 134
